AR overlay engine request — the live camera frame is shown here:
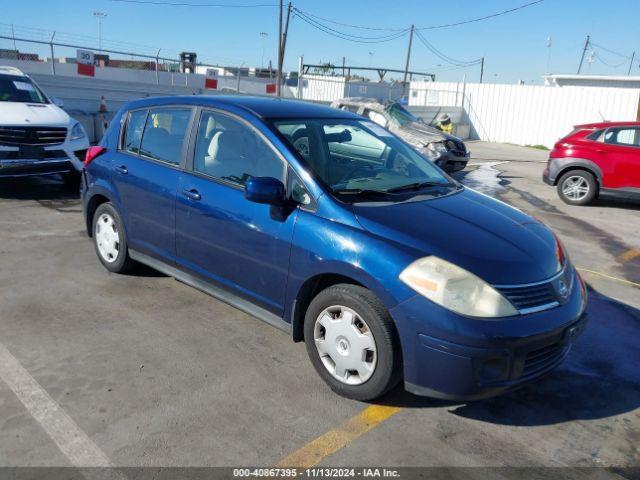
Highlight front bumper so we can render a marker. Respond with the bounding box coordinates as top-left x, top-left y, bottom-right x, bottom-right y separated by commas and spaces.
0, 141, 88, 178
435, 150, 470, 173
390, 268, 588, 401
0, 137, 90, 178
